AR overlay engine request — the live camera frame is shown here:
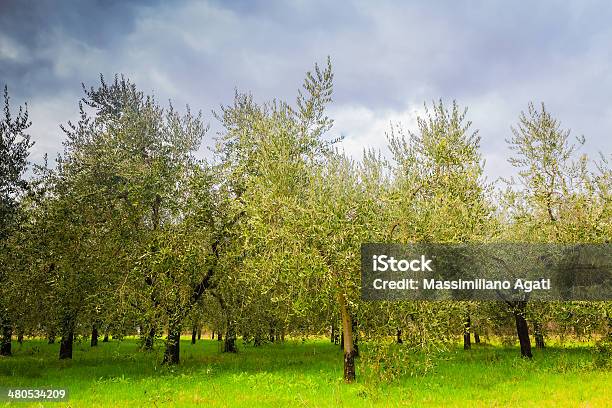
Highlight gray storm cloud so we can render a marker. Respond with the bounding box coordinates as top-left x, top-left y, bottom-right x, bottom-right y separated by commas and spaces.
1, 0, 610, 181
